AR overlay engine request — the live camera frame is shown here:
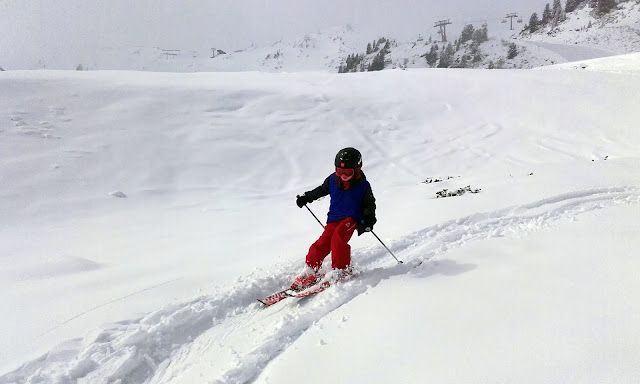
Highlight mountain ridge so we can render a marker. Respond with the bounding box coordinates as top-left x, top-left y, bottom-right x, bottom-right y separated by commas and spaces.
1, 2, 638, 71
